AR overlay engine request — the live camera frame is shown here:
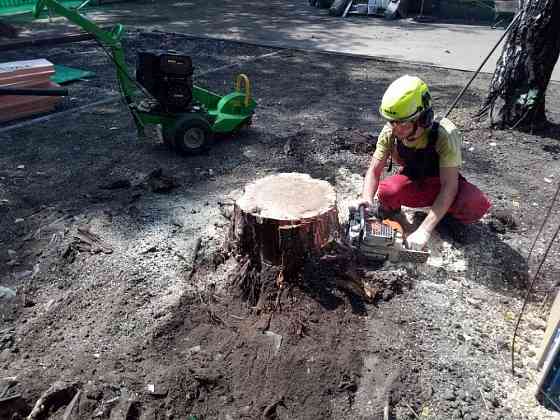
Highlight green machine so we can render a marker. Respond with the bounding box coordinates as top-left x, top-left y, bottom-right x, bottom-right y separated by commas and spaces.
33, 0, 256, 154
